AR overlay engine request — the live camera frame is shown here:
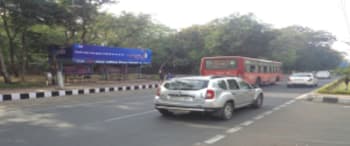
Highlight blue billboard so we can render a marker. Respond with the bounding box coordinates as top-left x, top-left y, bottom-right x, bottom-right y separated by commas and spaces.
60, 44, 152, 64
